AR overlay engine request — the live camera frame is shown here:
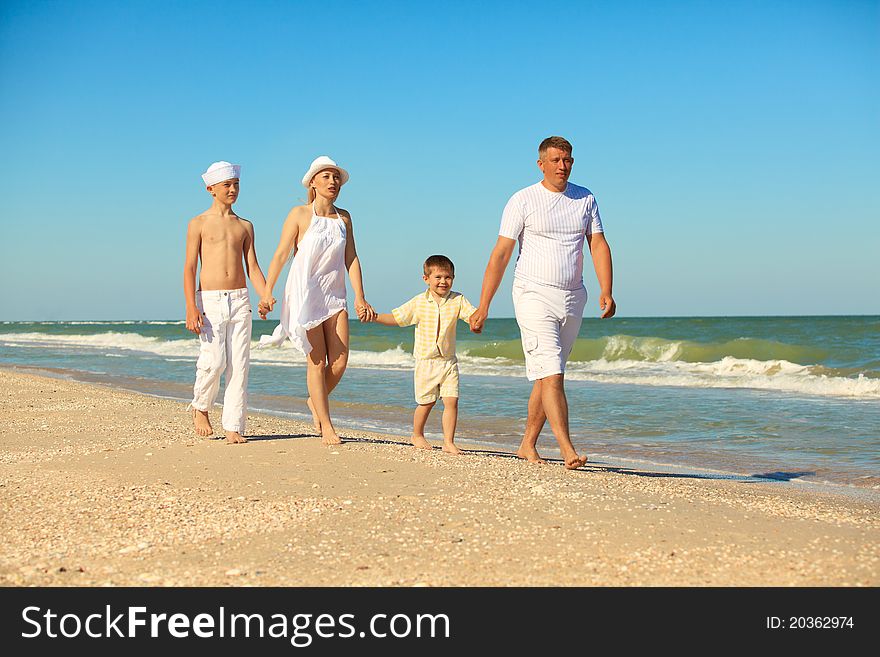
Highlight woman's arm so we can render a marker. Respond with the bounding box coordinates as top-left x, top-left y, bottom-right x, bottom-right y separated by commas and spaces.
341, 211, 376, 322
259, 207, 301, 317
